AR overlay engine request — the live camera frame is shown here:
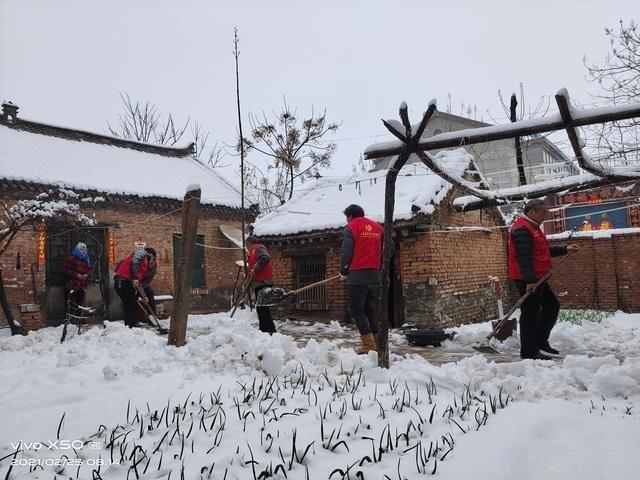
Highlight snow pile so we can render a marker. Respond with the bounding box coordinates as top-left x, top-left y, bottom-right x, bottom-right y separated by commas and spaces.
253, 148, 471, 236
0, 310, 638, 479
